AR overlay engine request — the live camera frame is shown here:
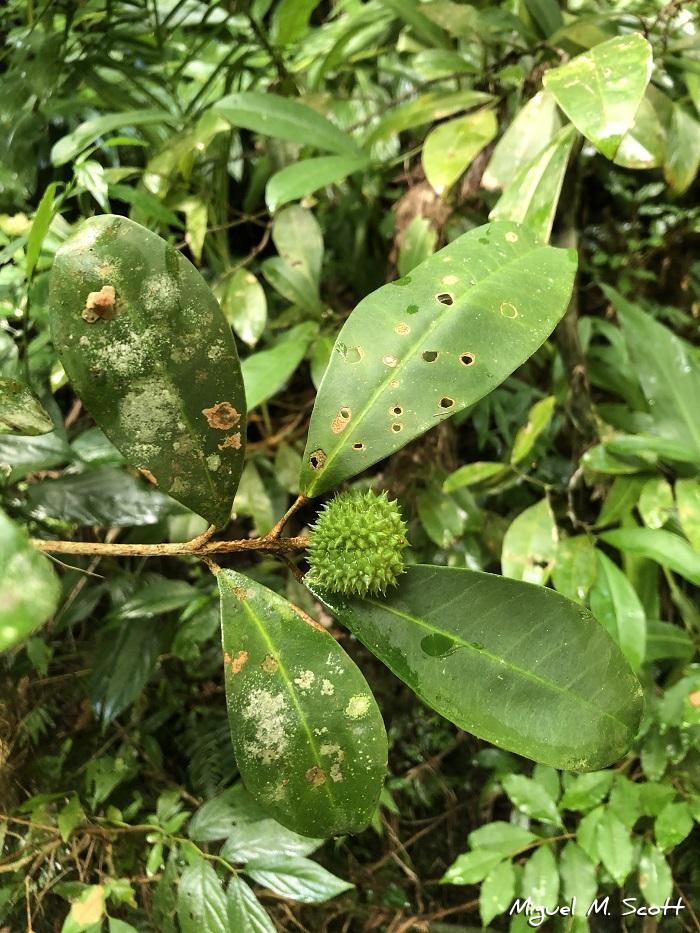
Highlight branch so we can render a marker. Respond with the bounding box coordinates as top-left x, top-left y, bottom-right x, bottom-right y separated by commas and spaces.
31, 496, 312, 560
